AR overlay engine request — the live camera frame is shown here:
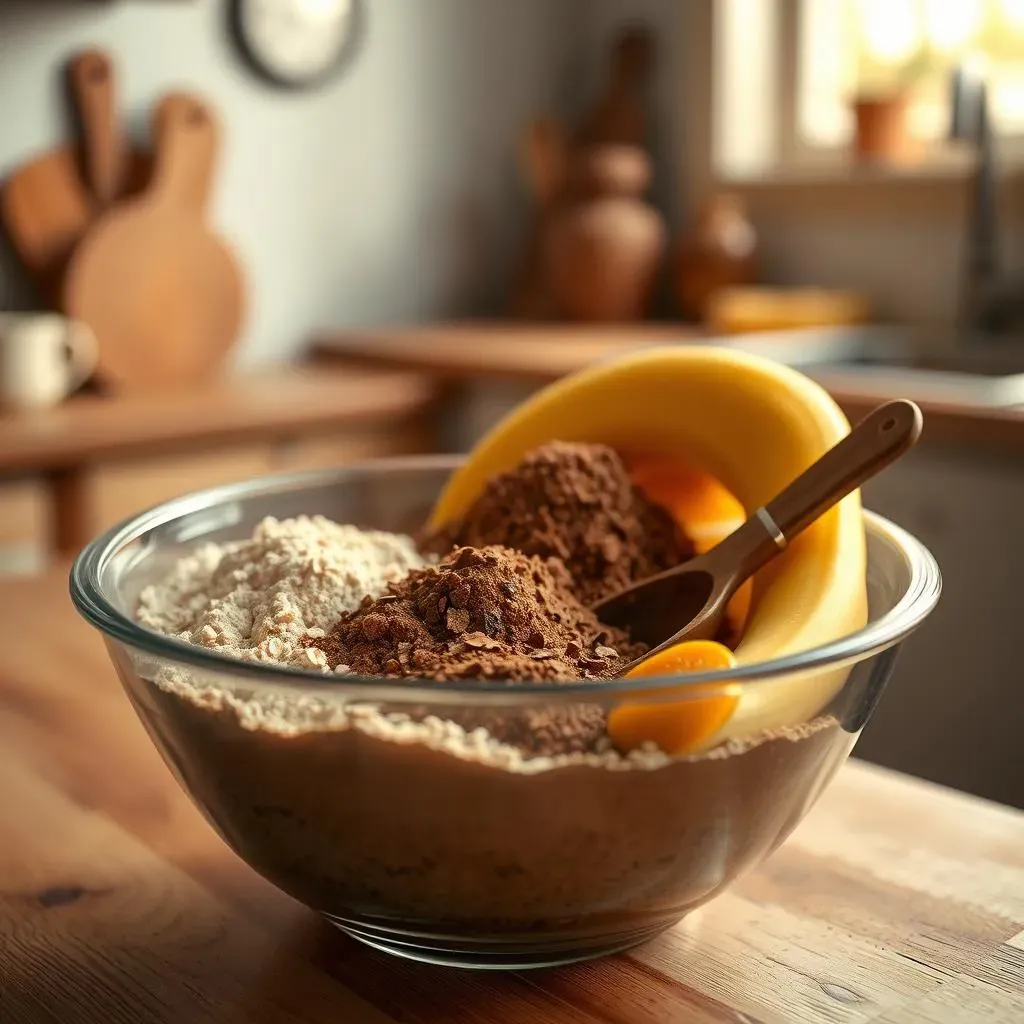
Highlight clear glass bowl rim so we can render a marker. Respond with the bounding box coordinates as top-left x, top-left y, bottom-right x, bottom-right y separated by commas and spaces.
69, 454, 941, 700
